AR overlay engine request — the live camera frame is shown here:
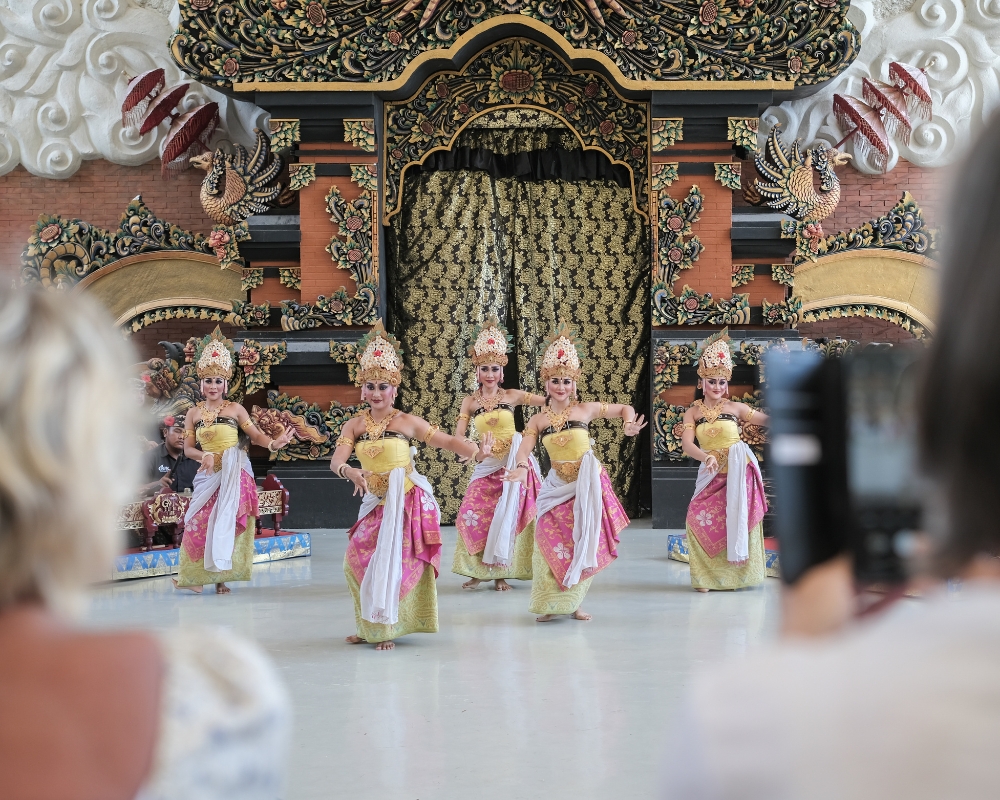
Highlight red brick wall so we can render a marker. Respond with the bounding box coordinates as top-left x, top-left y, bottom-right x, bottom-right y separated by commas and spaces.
129, 319, 242, 363
821, 159, 946, 234
797, 316, 917, 345
737, 158, 946, 234
0, 161, 212, 279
